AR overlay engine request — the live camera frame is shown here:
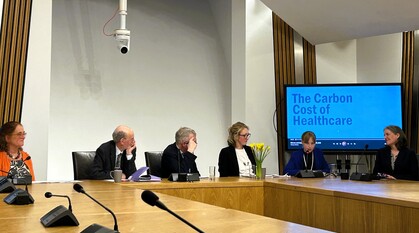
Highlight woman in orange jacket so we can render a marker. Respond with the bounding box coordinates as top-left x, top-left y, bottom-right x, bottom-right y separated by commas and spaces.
0, 121, 35, 180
